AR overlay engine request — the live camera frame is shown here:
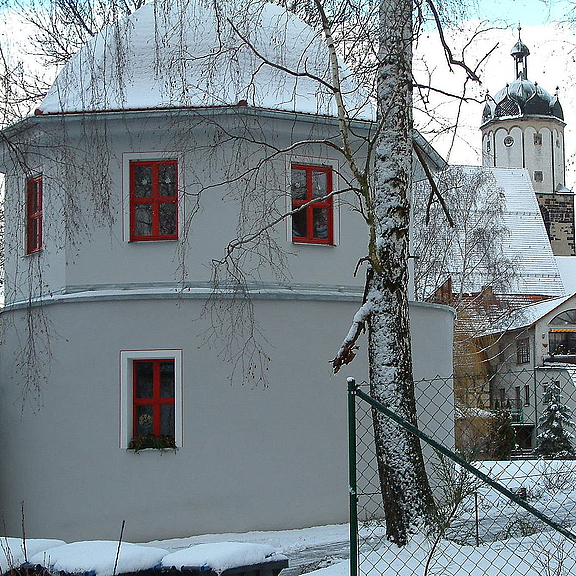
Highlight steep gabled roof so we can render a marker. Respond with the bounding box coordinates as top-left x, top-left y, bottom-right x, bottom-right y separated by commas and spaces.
456, 166, 565, 297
